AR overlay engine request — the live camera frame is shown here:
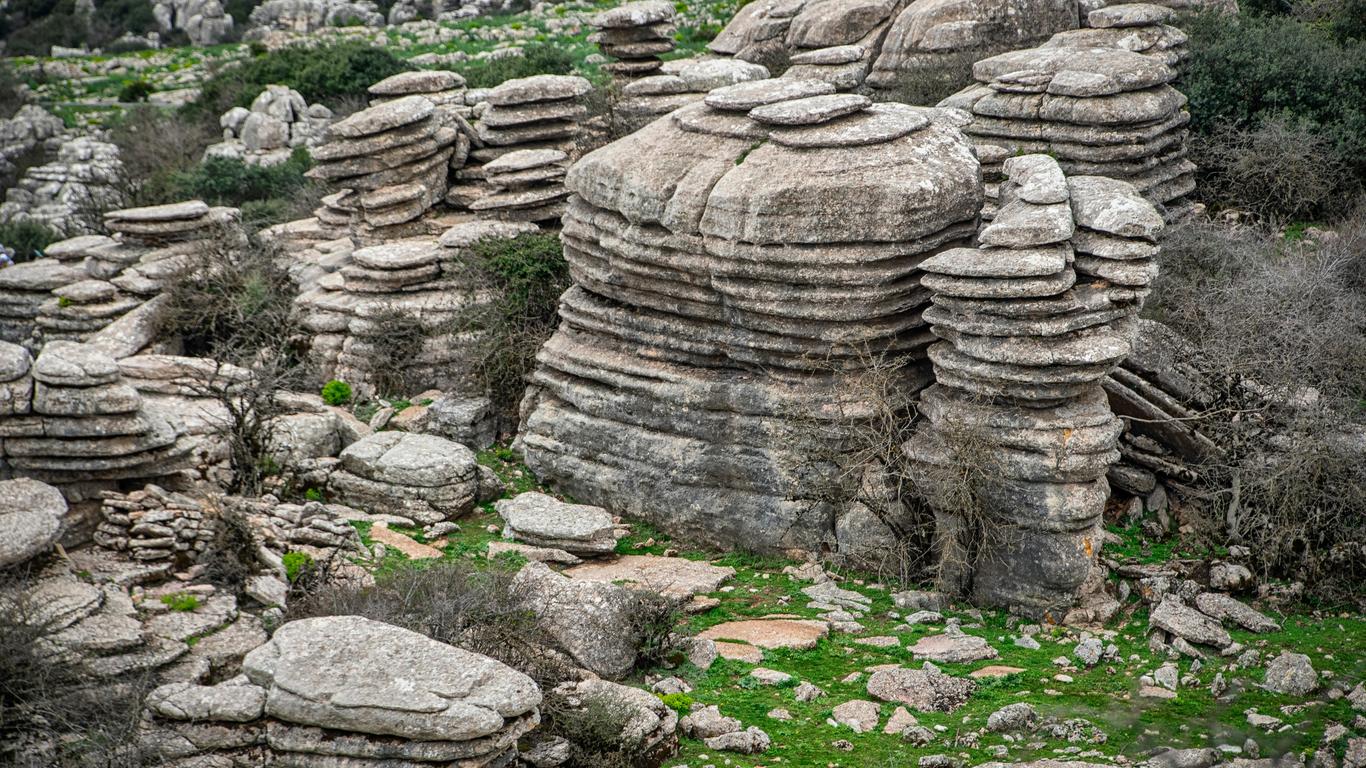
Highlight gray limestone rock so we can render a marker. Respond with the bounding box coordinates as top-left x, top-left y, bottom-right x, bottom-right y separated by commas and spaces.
495, 491, 617, 556
0, 478, 67, 568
